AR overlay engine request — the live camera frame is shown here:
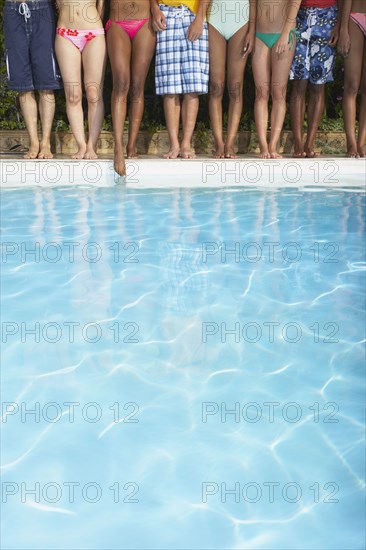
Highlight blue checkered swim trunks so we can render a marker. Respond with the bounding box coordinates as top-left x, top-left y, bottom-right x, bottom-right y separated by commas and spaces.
155, 4, 209, 95
290, 6, 338, 85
